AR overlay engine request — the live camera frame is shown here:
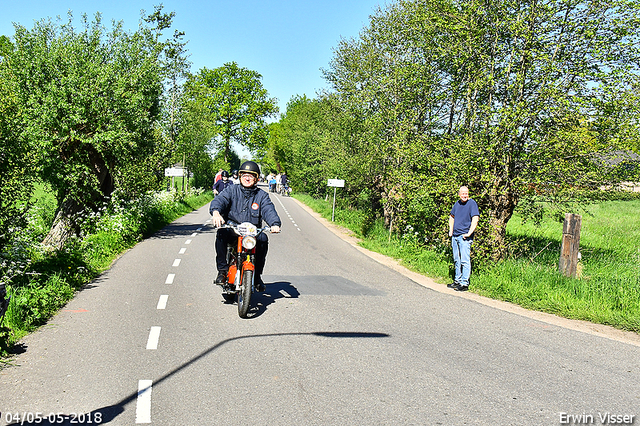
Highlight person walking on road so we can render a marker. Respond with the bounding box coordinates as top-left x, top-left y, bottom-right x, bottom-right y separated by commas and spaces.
448, 186, 479, 292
